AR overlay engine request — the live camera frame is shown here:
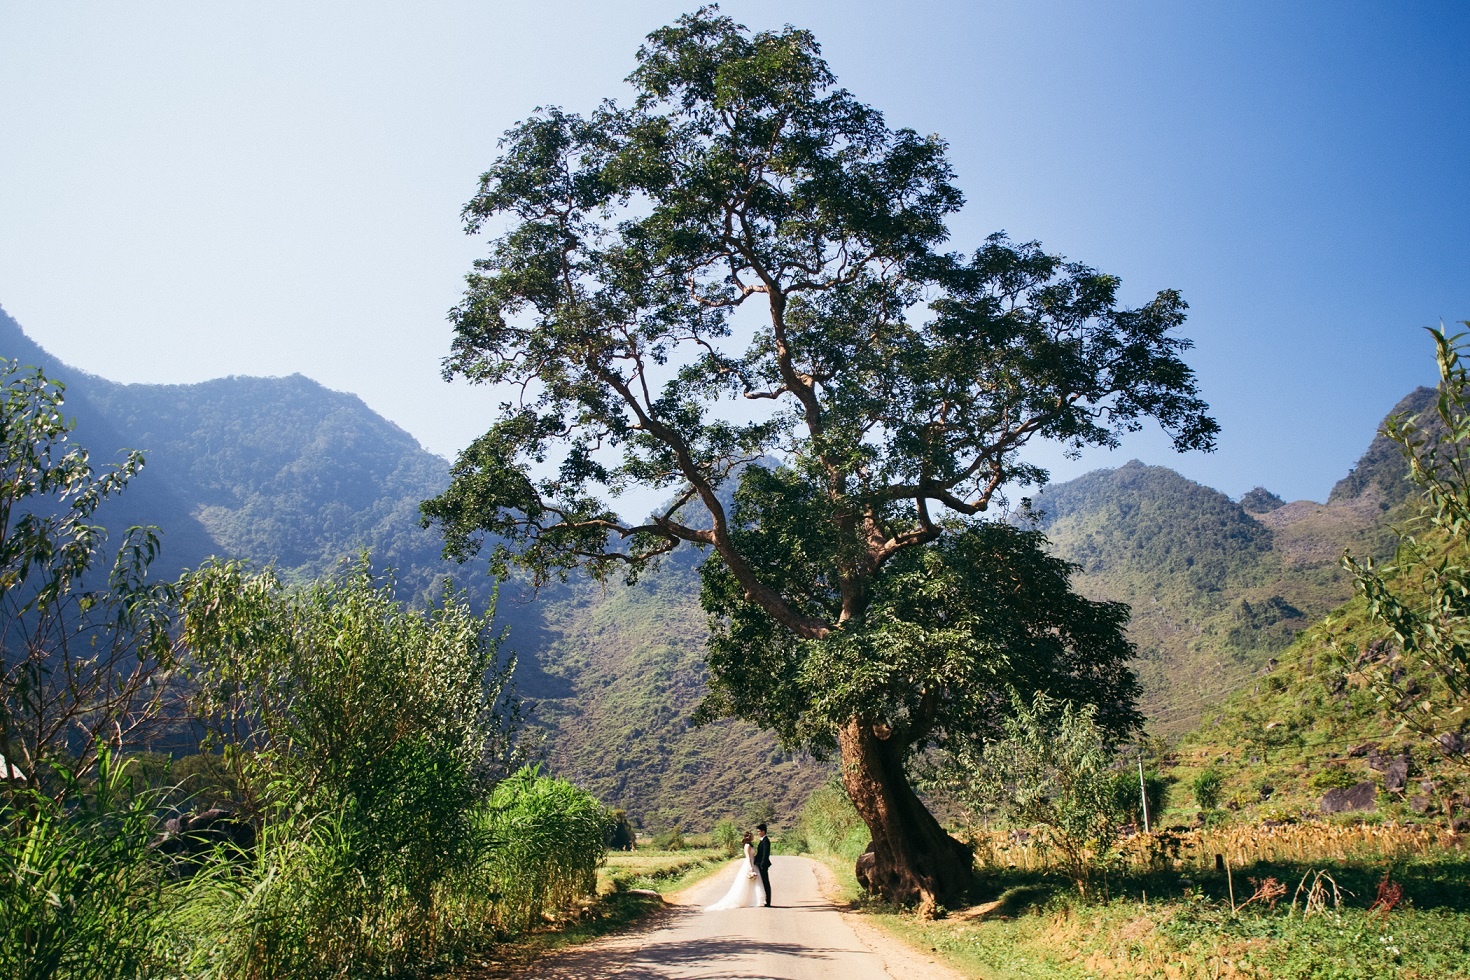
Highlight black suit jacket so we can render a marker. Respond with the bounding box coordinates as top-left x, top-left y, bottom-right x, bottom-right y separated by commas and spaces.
754, 835, 771, 869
